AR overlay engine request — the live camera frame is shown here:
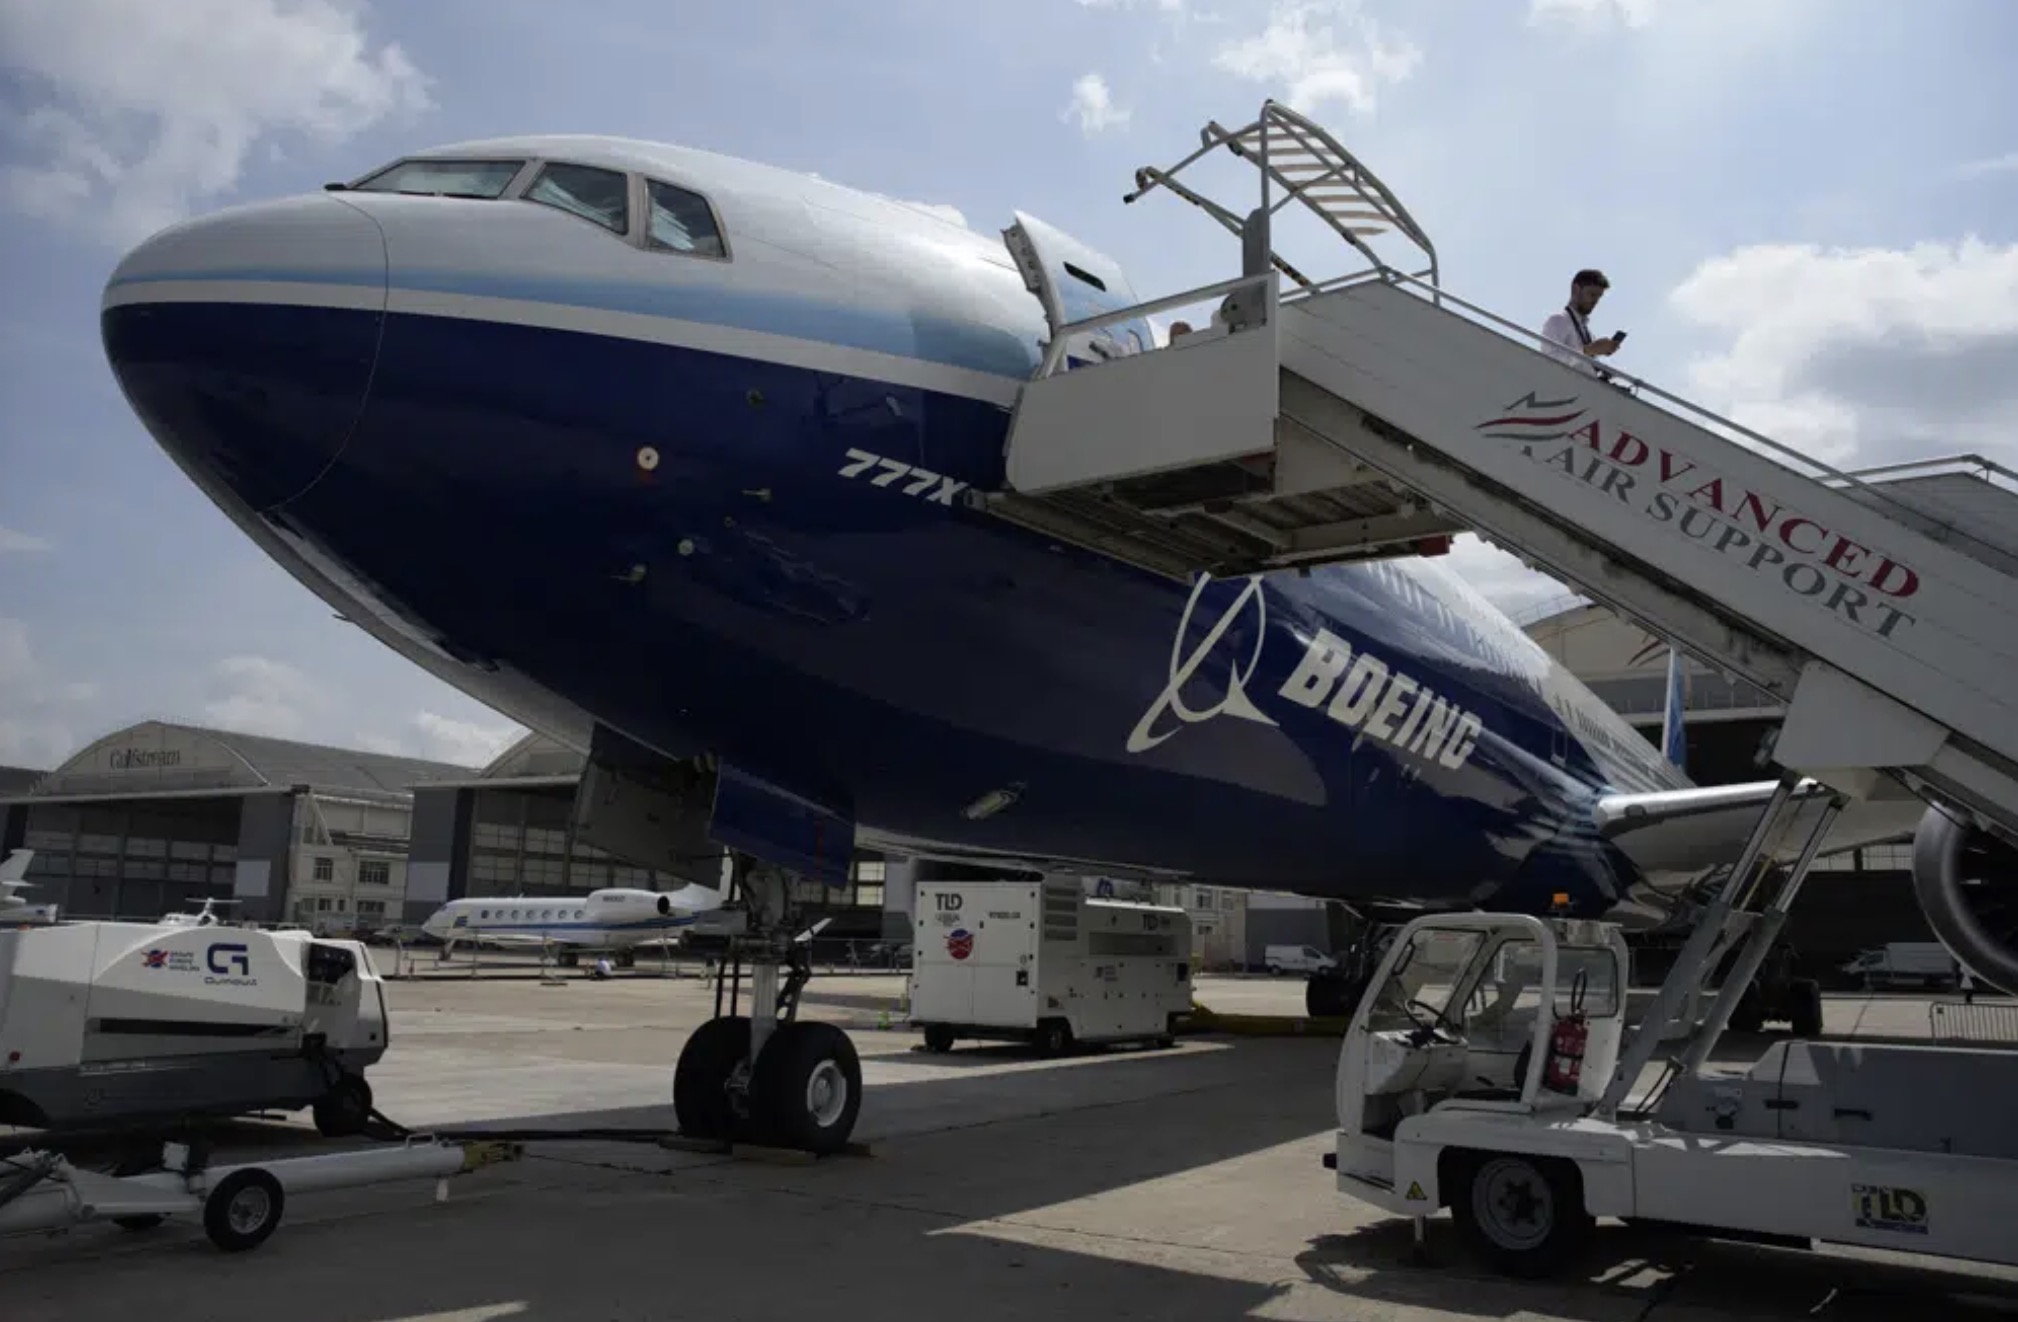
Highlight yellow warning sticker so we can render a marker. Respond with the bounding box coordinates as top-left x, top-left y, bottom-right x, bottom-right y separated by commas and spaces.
1405, 1181, 1426, 1201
